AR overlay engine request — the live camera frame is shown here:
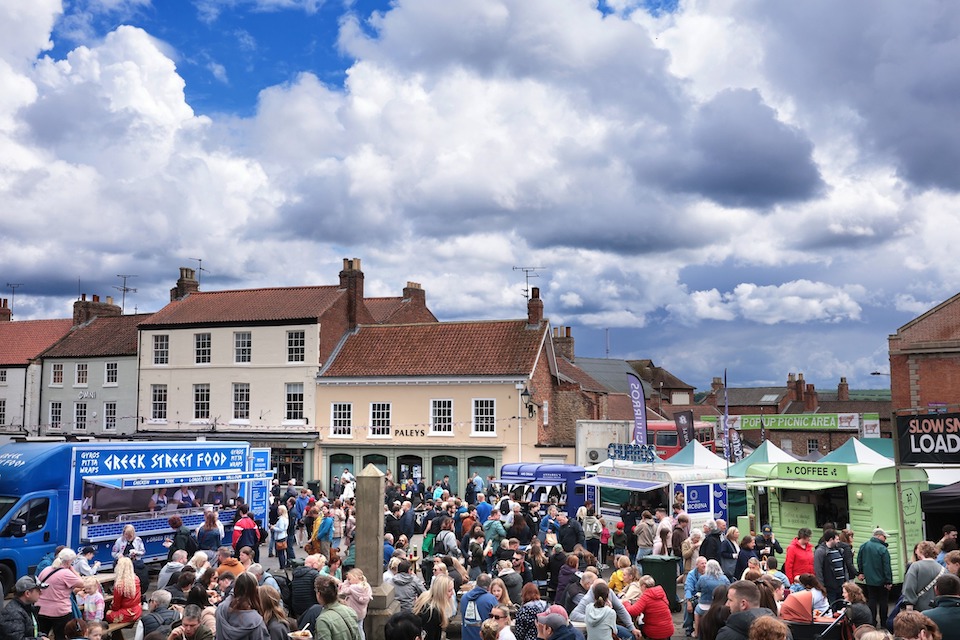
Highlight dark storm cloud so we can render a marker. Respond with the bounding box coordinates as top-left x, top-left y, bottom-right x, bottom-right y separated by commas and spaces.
656, 89, 824, 208
753, 1, 960, 191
